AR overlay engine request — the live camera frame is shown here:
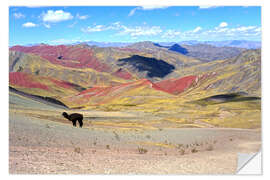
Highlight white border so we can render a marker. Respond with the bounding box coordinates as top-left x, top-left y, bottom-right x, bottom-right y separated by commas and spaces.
2, 0, 269, 179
